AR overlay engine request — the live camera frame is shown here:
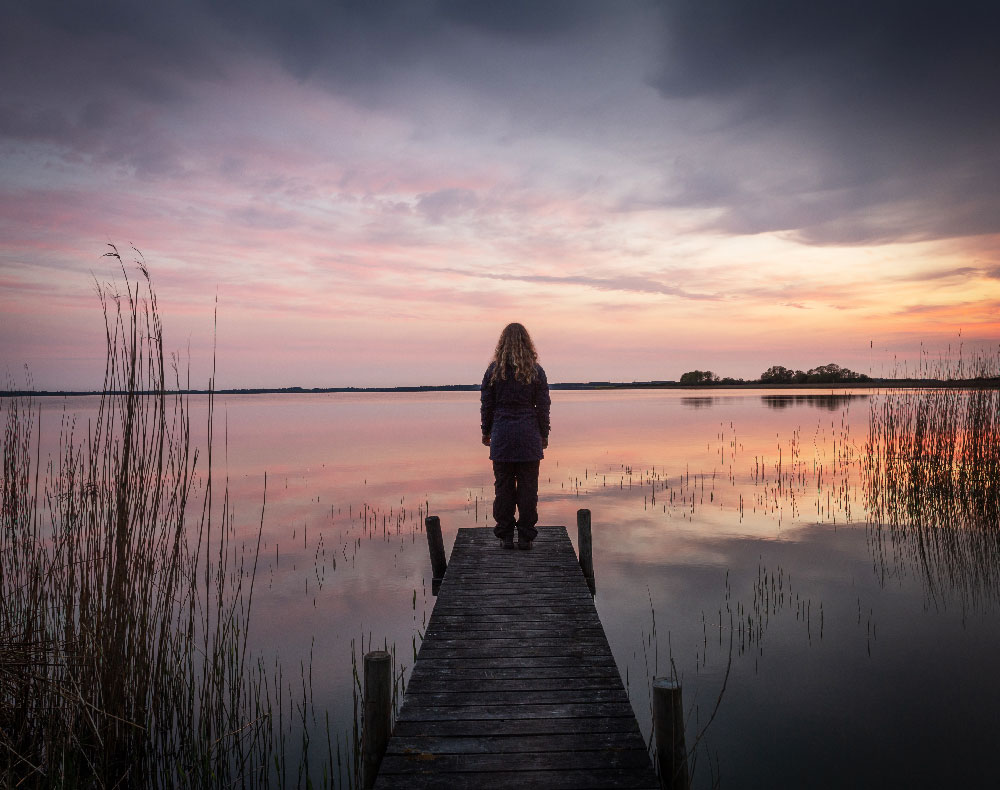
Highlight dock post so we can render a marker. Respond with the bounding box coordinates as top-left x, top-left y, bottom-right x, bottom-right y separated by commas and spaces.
425, 515, 447, 594
362, 650, 392, 789
653, 678, 690, 790
576, 508, 596, 595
